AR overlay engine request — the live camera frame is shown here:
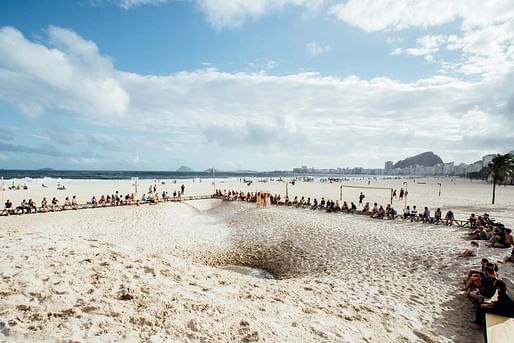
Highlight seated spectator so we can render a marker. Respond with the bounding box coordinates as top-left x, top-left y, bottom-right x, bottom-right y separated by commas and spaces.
63, 197, 72, 210
473, 225, 491, 241
462, 241, 480, 257
91, 196, 98, 207
434, 208, 442, 224
41, 197, 49, 212
371, 203, 379, 216
490, 227, 513, 248
410, 205, 418, 222
469, 213, 478, 229
350, 202, 357, 214
473, 280, 514, 327
386, 205, 397, 220
16, 199, 28, 214
27, 199, 37, 213
51, 197, 60, 211
362, 202, 370, 214
444, 210, 454, 226
4, 200, 14, 215
467, 266, 497, 304
421, 207, 432, 223
71, 196, 79, 210
403, 206, 410, 220
318, 197, 326, 210
464, 258, 490, 291
375, 205, 385, 219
